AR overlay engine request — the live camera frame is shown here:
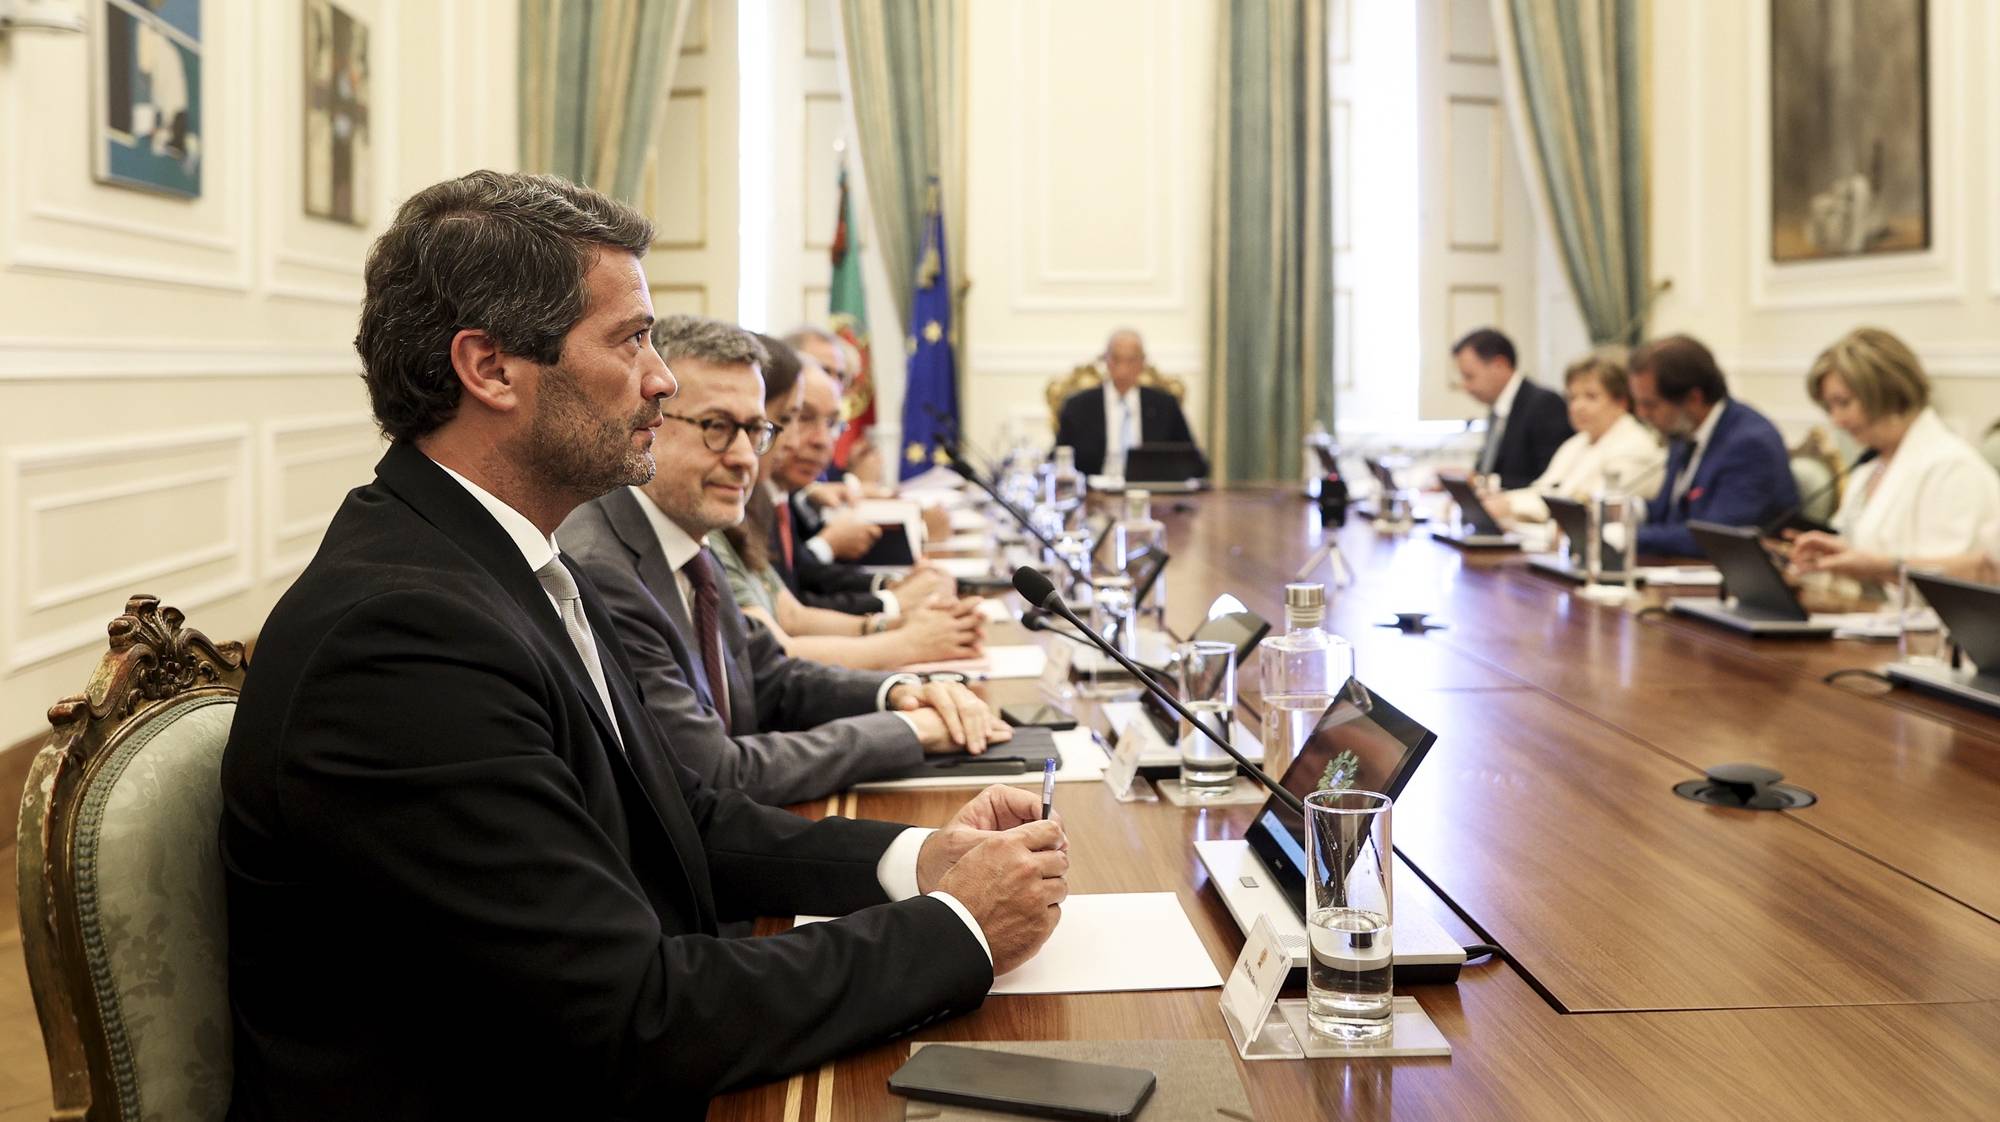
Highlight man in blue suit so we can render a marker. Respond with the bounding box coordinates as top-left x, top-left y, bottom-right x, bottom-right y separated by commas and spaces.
1630, 334, 1799, 558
